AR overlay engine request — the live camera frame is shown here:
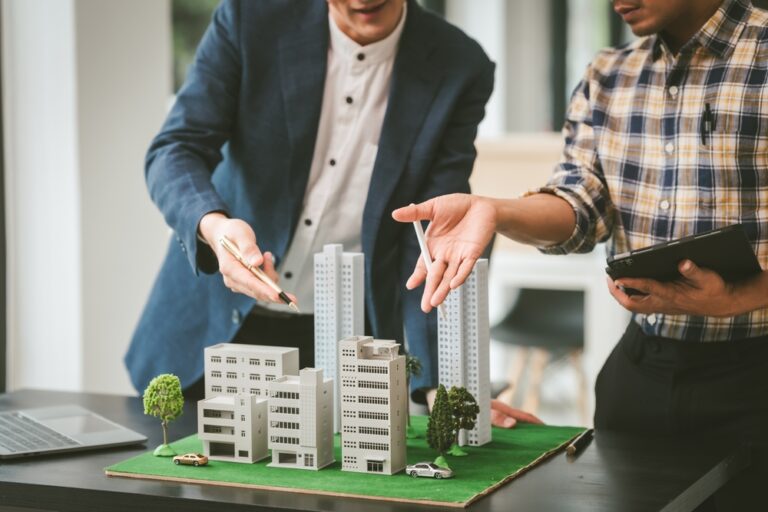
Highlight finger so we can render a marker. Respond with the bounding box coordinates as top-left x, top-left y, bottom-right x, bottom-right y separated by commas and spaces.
261, 252, 279, 283
228, 264, 280, 303
237, 239, 264, 268
450, 257, 478, 289
422, 259, 448, 313
616, 277, 663, 297
432, 259, 460, 307
391, 199, 436, 223
491, 399, 544, 425
607, 276, 651, 313
678, 259, 713, 286
490, 408, 517, 428
406, 257, 428, 290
